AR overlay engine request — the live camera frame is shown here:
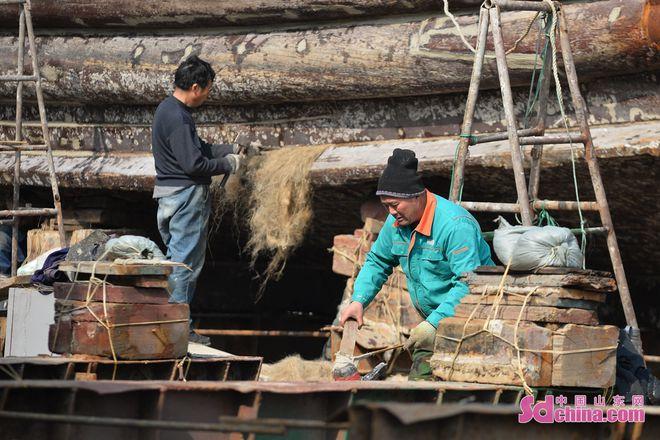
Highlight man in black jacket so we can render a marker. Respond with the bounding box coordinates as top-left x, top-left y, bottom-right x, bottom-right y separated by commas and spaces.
152, 55, 240, 345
